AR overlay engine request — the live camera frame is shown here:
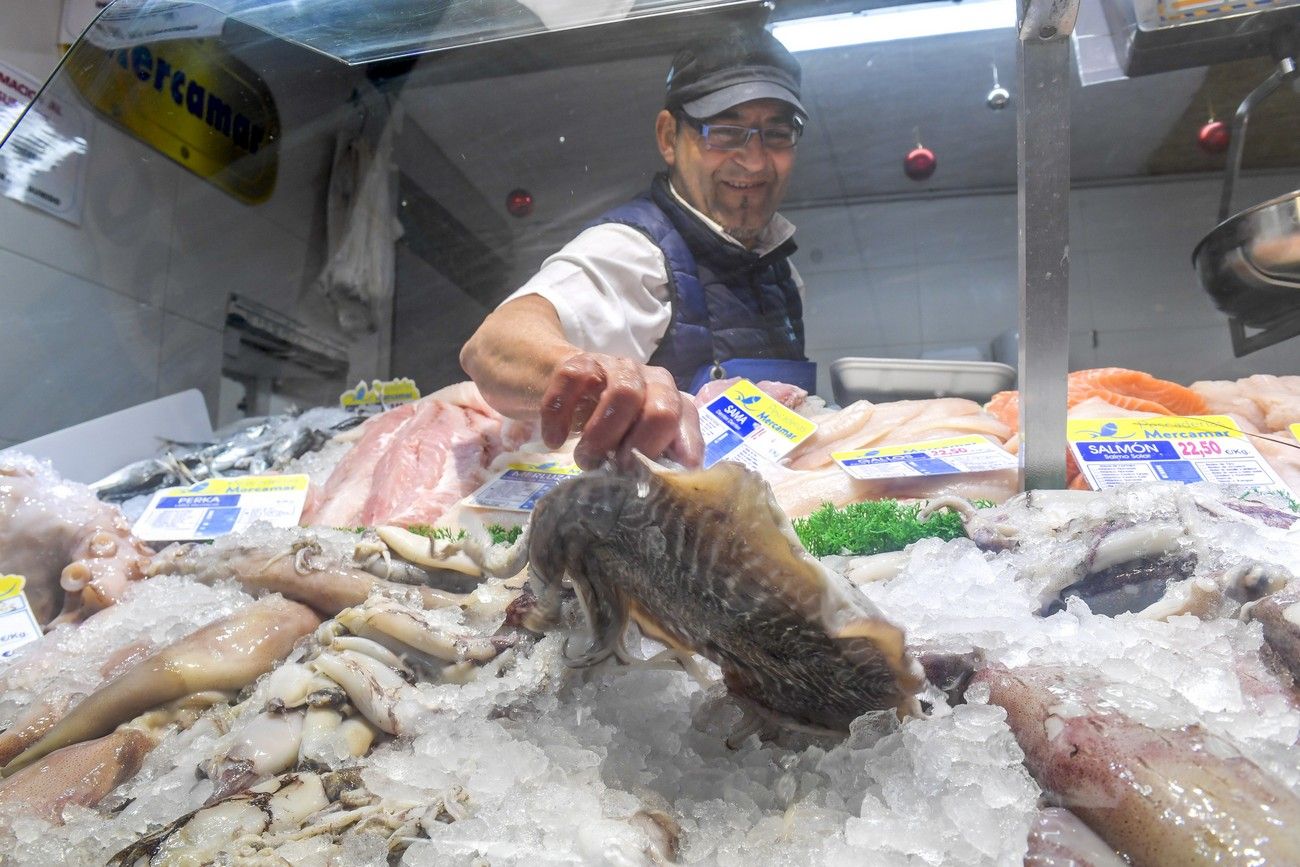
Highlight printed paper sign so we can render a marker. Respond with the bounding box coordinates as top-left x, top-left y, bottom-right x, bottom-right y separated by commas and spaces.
833, 435, 1017, 480
1068, 416, 1293, 495
700, 379, 817, 470
466, 462, 581, 512
132, 475, 310, 541
0, 60, 89, 225
340, 378, 421, 410
0, 575, 43, 662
